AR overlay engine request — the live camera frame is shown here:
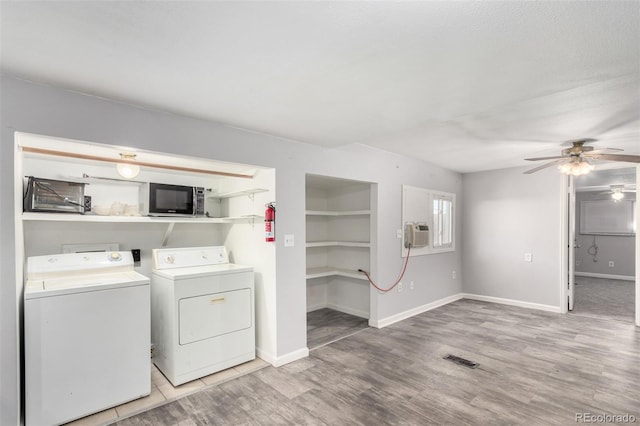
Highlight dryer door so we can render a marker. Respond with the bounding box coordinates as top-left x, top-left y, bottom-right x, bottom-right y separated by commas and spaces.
179, 288, 251, 345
